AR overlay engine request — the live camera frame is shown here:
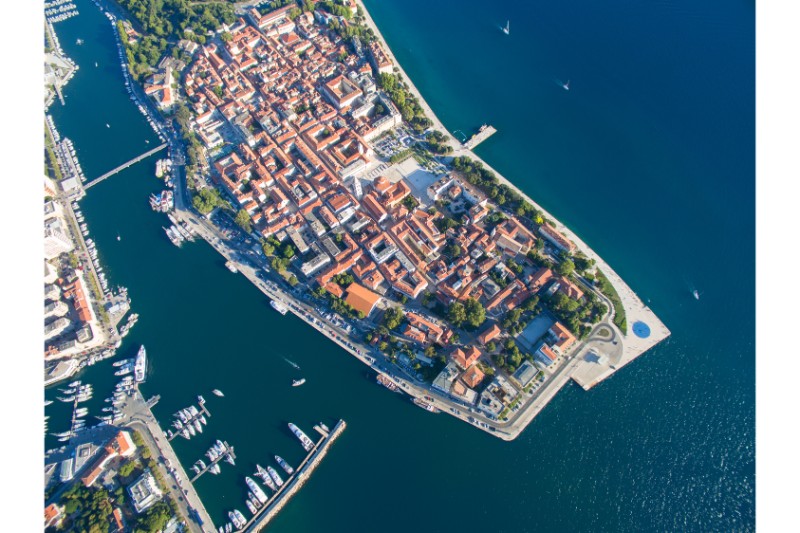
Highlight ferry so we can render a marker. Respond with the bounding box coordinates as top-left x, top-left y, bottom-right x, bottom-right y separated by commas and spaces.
270, 299, 288, 315
212, 389, 224, 397
413, 398, 441, 413
288, 423, 314, 451
266, 466, 284, 487
225, 260, 239, 274
134, 345, 146, 383
246, 477, 268, 504
376, 374, 401, 393
275, 455, 294, 475
292, 378, 306, 387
